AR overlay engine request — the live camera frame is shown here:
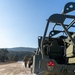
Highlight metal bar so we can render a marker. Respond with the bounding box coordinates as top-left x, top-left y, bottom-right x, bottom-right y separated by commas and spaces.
55, 23, 75, 27
61, 23, 75, 45
66, 19, 75, 30
41, 21, 50, 59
